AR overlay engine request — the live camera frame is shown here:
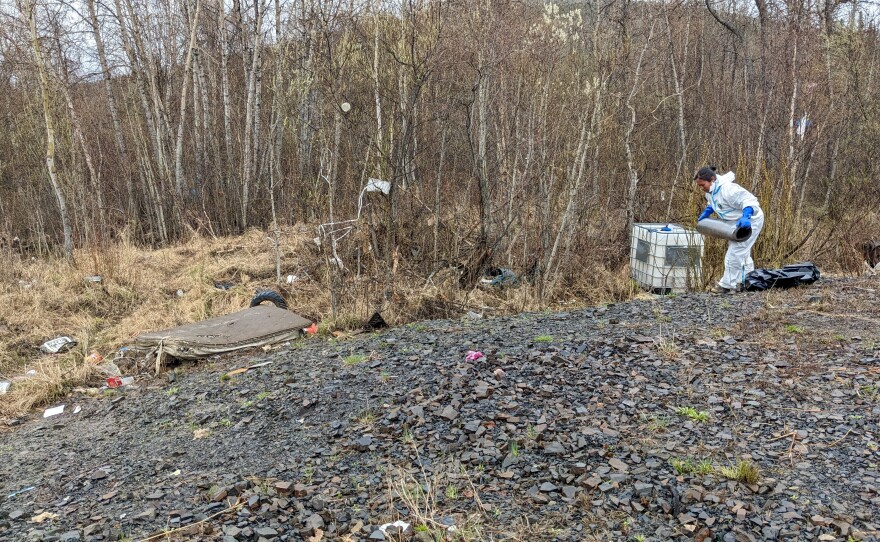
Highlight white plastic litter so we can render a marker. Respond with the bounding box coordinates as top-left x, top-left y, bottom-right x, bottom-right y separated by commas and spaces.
43, 405, 65, 418
40, 336, 77, 354
366, 177, 391, 195
379, 520, 411, 534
